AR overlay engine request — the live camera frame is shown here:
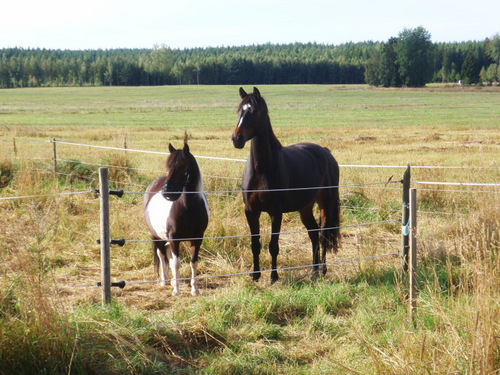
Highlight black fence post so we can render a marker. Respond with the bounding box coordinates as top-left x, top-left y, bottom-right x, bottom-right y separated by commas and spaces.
99, 167, 111, 305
